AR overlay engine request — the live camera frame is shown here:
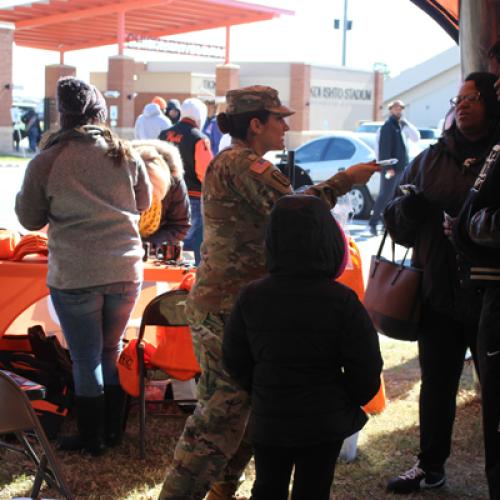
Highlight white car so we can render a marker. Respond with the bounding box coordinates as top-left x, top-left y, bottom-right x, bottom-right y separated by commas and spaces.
356, 121, 383, 134
286, 132, 378, 219
356, 122, 440, 160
